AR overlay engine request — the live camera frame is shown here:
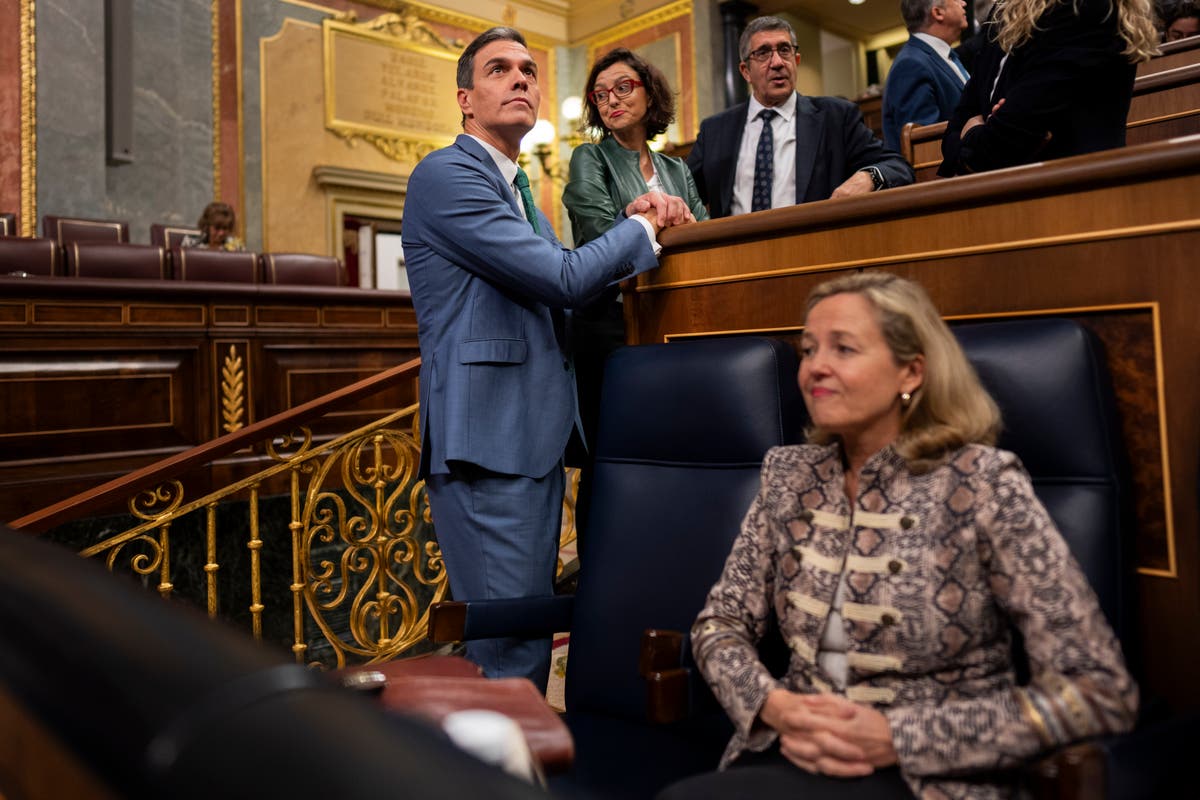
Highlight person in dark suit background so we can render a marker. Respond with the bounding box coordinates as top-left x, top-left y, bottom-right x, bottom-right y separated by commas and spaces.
402, 27, 692, 690
939, 0, 1159, 176
687, 16, 913, 219
882, 0, 971, 152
